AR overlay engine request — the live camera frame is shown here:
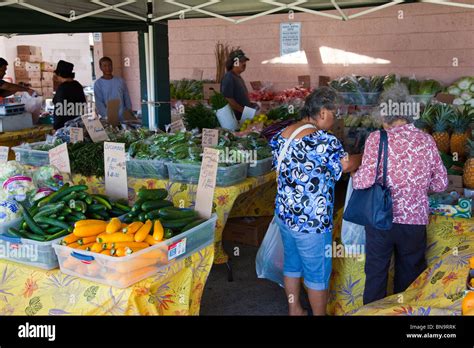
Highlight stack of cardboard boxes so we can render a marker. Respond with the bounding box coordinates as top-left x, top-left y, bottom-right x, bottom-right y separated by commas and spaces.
14, 46, 55, 98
